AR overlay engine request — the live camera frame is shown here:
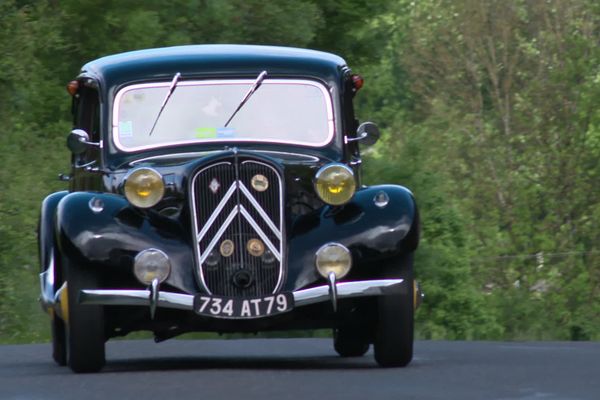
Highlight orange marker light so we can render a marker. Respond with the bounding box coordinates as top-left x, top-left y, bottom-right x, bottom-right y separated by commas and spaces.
66, 80, 79, 96
352, 74, 364, 91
